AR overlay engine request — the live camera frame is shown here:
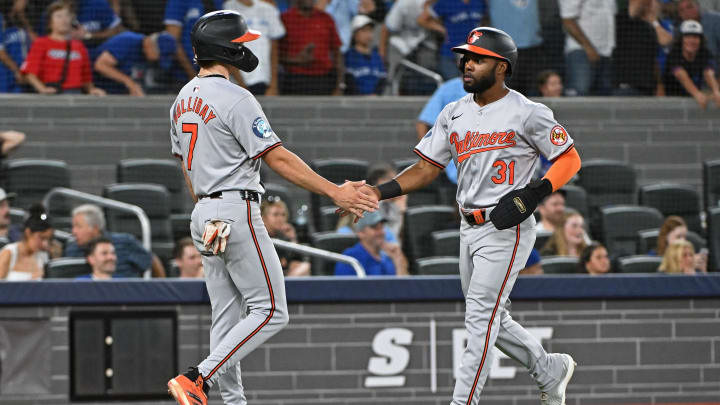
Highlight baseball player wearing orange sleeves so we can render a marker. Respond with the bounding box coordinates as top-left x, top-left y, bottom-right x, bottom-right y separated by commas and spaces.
349, 27, 582, 405
166, 10, 378, 405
